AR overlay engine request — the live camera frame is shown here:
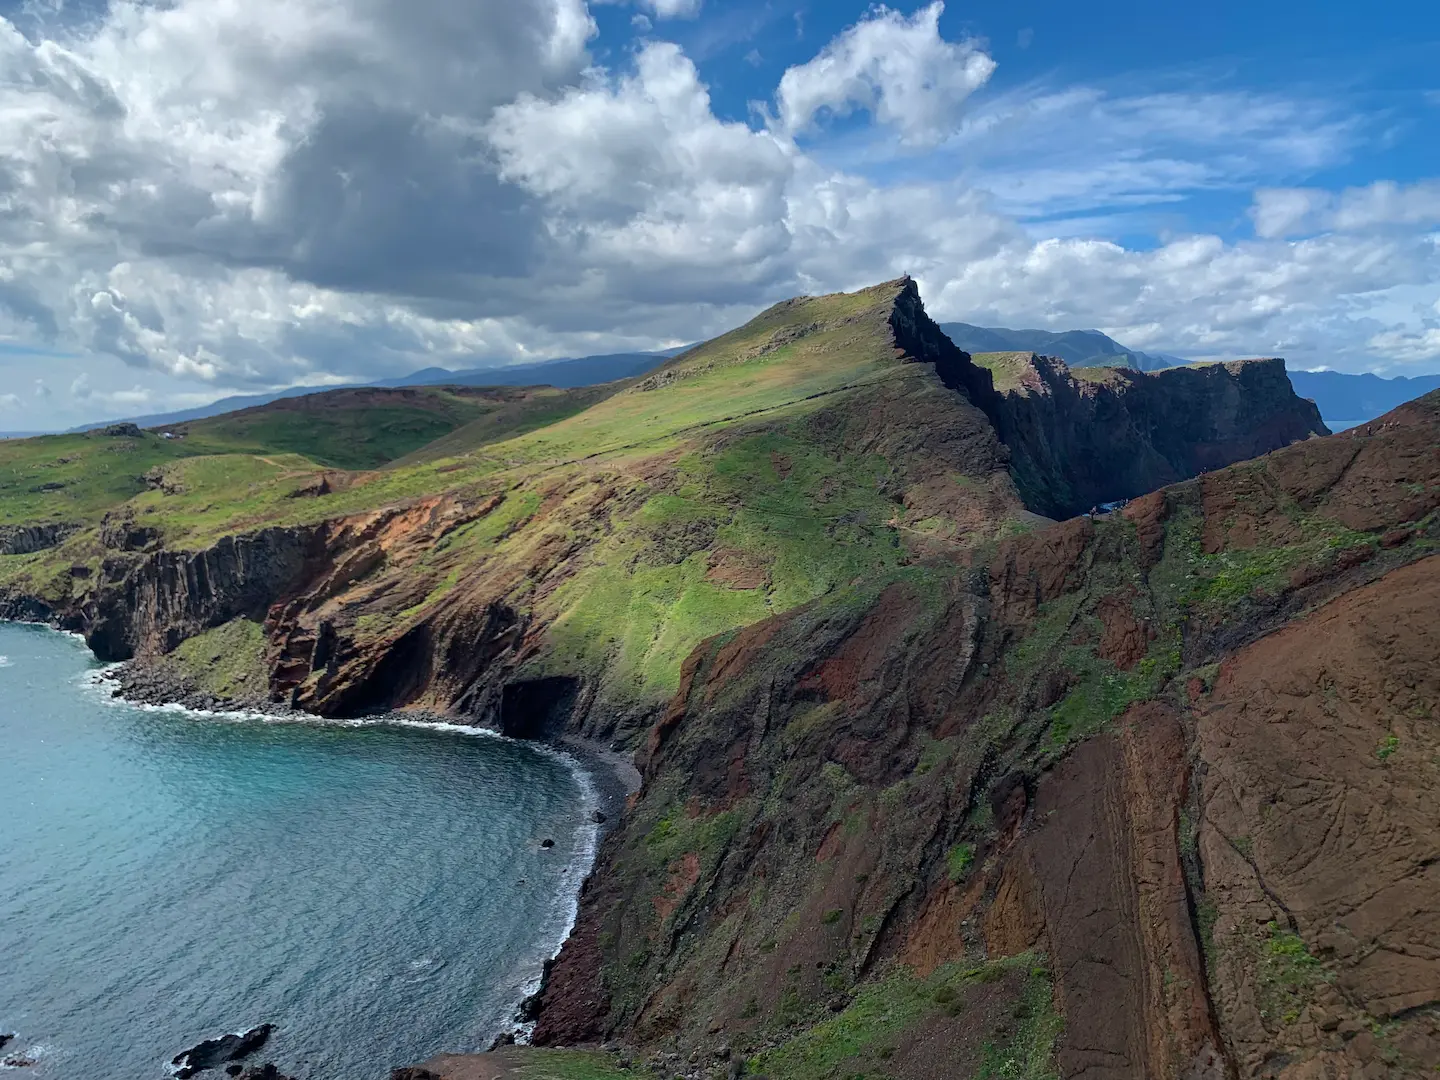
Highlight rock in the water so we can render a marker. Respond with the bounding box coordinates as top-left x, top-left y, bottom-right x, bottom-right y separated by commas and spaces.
591, 809, 607, 824
2, 1056, 36, 1068
0, 1034, 13, 1050
171, 1024, 275, 1078
486, 1030, 517, 1051
226, 1067, 244, 1077
540, 837, 555, 849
